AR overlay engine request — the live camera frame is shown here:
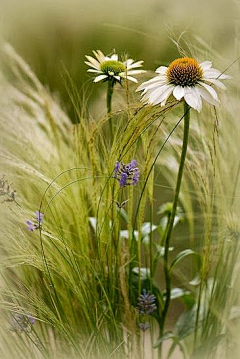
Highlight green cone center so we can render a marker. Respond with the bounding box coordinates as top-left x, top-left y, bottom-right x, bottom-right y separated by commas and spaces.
100, 60, 126, 76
